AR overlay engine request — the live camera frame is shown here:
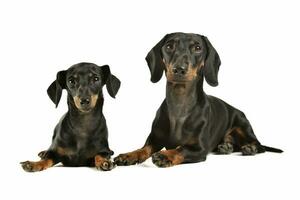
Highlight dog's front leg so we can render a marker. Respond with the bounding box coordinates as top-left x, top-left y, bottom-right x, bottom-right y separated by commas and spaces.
114, 131, 165, 166
94, 155, 115, 171
114, 145, 155, 166
152, 146, 207, 168
20, 159, 57, 172
21, 150, 59, 172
